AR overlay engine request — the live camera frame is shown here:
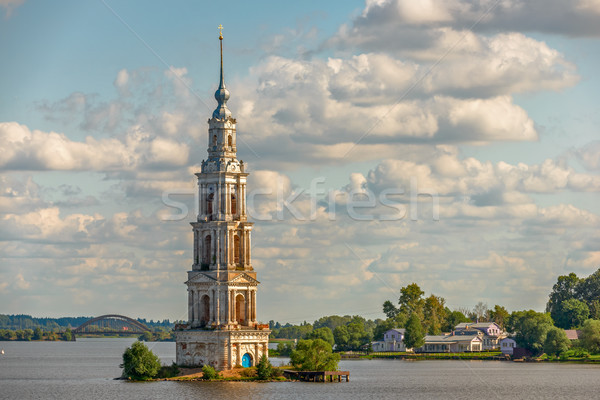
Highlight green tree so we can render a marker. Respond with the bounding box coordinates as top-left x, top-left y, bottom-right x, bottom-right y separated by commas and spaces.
576, 268, 600, 304
120, 341, 161, 380
333, 321, 371, 351
306, 327, 335, 347
0, 329, 16, 340
139, 331, 155, 342
508, 310, 554, 355
22, 329, 34, 341
383, 300, 399, 319
290, 339, 340, 371
403, 313, 425, 350
589, 300, 600, 320
553, 298, 589, 329
256, 354, 273, 380
546, 273, 581, 321
489, 305, 510, 330
392, 311, 409, 328
399, 283, 425, 318
276, 342, 294, 357
312, 315, 352, 332
443, 309, 470, 331
543, 327, 571, 356
423, 295, 446, 335
62, 328, 72, 341
580, 319, 600, 354
33, 327, 43, 340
